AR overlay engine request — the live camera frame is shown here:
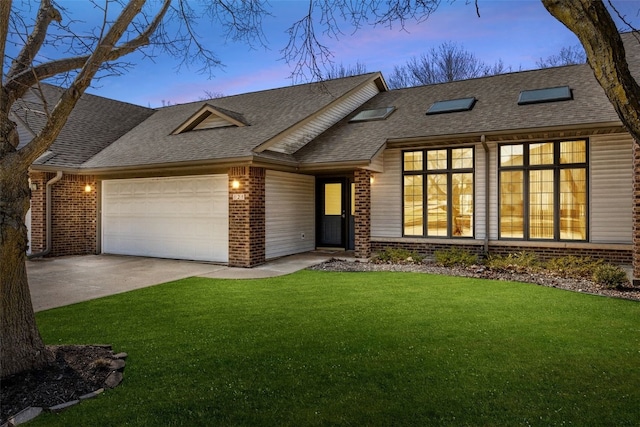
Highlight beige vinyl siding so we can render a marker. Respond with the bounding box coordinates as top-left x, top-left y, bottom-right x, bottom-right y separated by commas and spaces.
474, 143, 488, 241
590, 134, 633, 243
371, 148, 402, 237
366, 150, 385, 173
265, 171, 316, 259
193, 114, 234, 130
268, 81, 381, 154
